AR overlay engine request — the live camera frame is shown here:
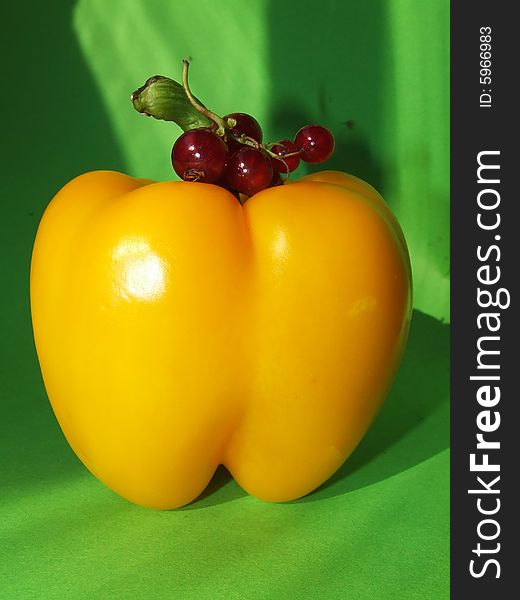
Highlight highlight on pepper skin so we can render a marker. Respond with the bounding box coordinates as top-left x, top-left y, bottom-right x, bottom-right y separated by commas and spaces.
30, 169, 412, 509
112, 239, 168, 302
